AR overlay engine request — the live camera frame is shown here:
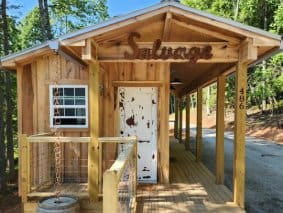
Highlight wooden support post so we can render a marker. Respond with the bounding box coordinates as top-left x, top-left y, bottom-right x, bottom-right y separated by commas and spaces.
21, 134, 29, 203
215, 75, 225, 184
174, 97, 179, 139
233, 58, 247, 208
103, 171, 118, 213
185, 93, 191, 150
17, 66, 23, 196
178, 98, 183, 143
88, 62, 100, 201
196, 87, 202, 162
